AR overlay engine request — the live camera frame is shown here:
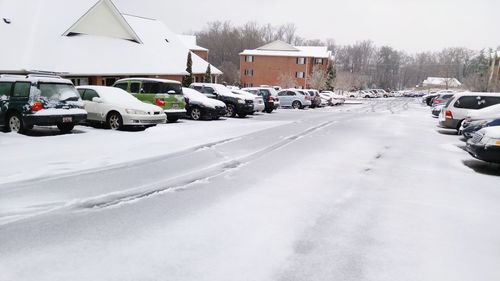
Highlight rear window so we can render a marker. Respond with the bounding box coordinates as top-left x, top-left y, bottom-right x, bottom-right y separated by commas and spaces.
142, 82, 182, 95
39, 83, 80, 101
13, 82, 31, 97
482, 97, 500, 108
114, 83, 128, 91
